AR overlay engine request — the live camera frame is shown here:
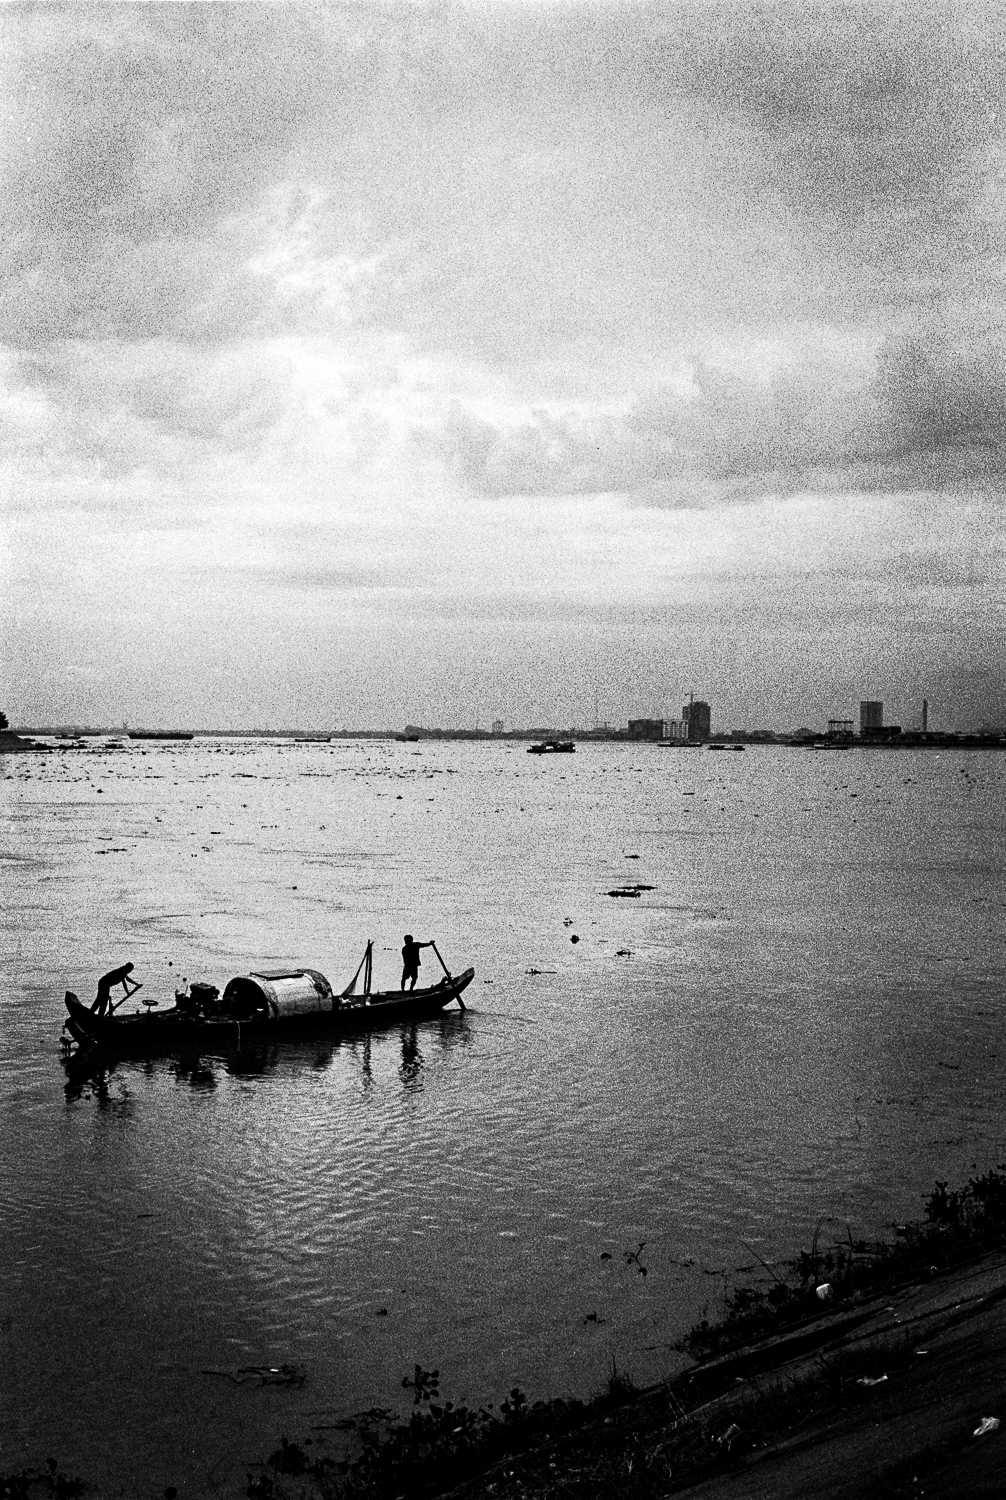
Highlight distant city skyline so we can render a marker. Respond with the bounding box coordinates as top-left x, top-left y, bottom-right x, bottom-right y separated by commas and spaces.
4, 6, 1006, 730
19, 689, 999, 739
